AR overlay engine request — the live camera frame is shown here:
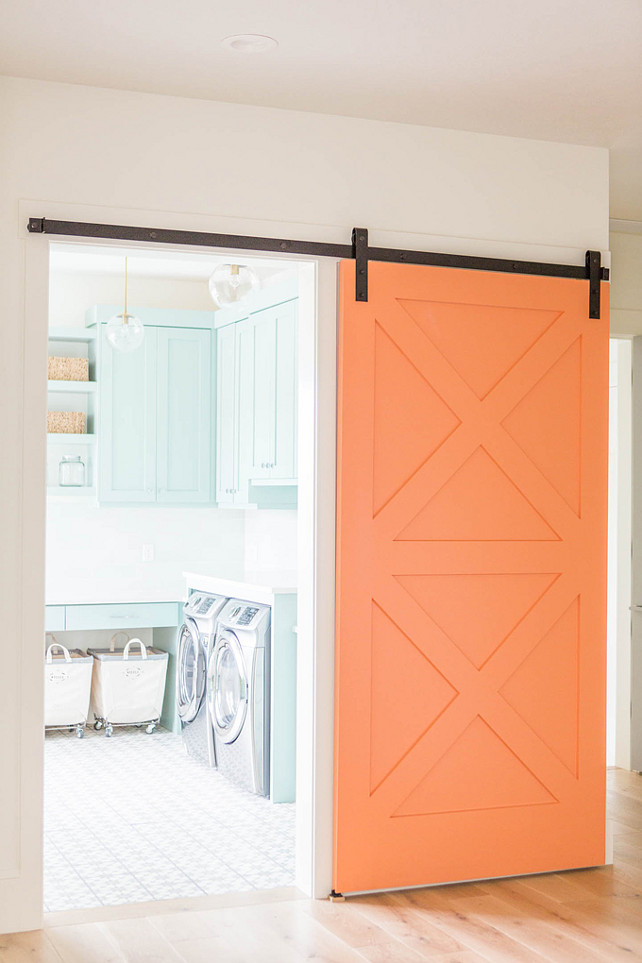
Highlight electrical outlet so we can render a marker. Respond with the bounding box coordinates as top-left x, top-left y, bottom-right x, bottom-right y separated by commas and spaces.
142, 544, 154, 562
